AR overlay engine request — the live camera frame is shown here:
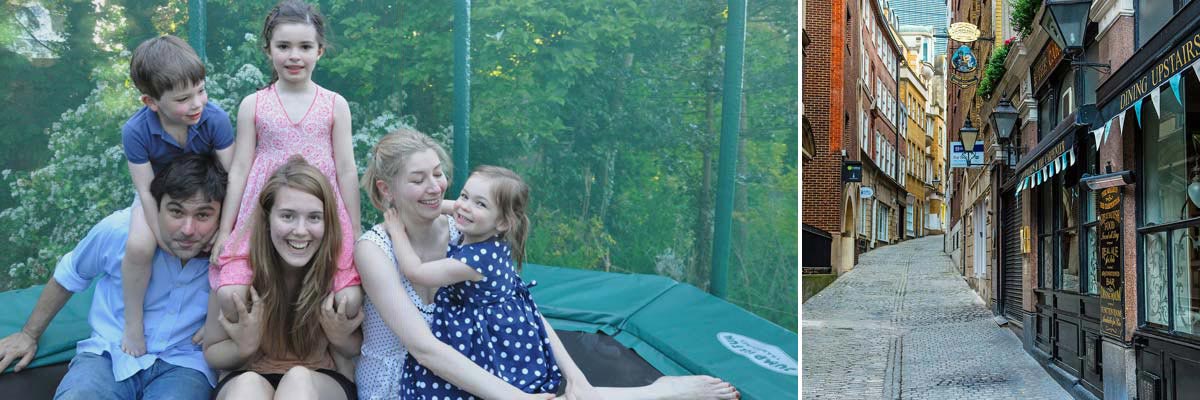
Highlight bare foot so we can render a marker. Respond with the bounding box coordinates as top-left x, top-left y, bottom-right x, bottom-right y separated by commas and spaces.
646, 375, 739, 400
122, 329, 146, 357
